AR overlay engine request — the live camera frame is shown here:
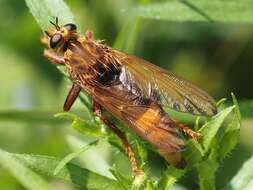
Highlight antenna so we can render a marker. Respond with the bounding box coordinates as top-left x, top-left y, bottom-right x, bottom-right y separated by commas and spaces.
49, 17, 60, 30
